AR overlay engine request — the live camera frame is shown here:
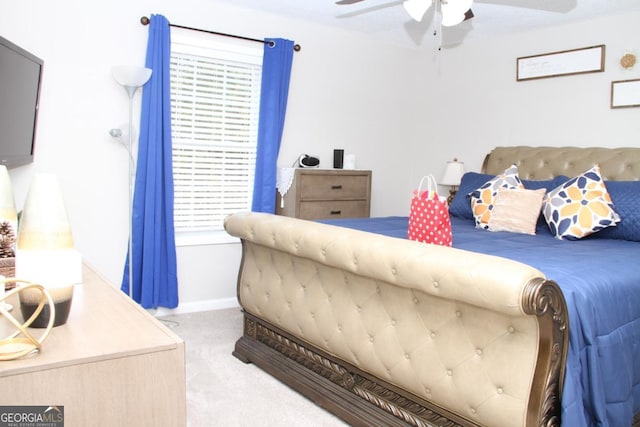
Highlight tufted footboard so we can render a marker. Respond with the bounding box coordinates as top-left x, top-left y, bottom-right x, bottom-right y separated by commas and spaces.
225, 212, 568, 427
